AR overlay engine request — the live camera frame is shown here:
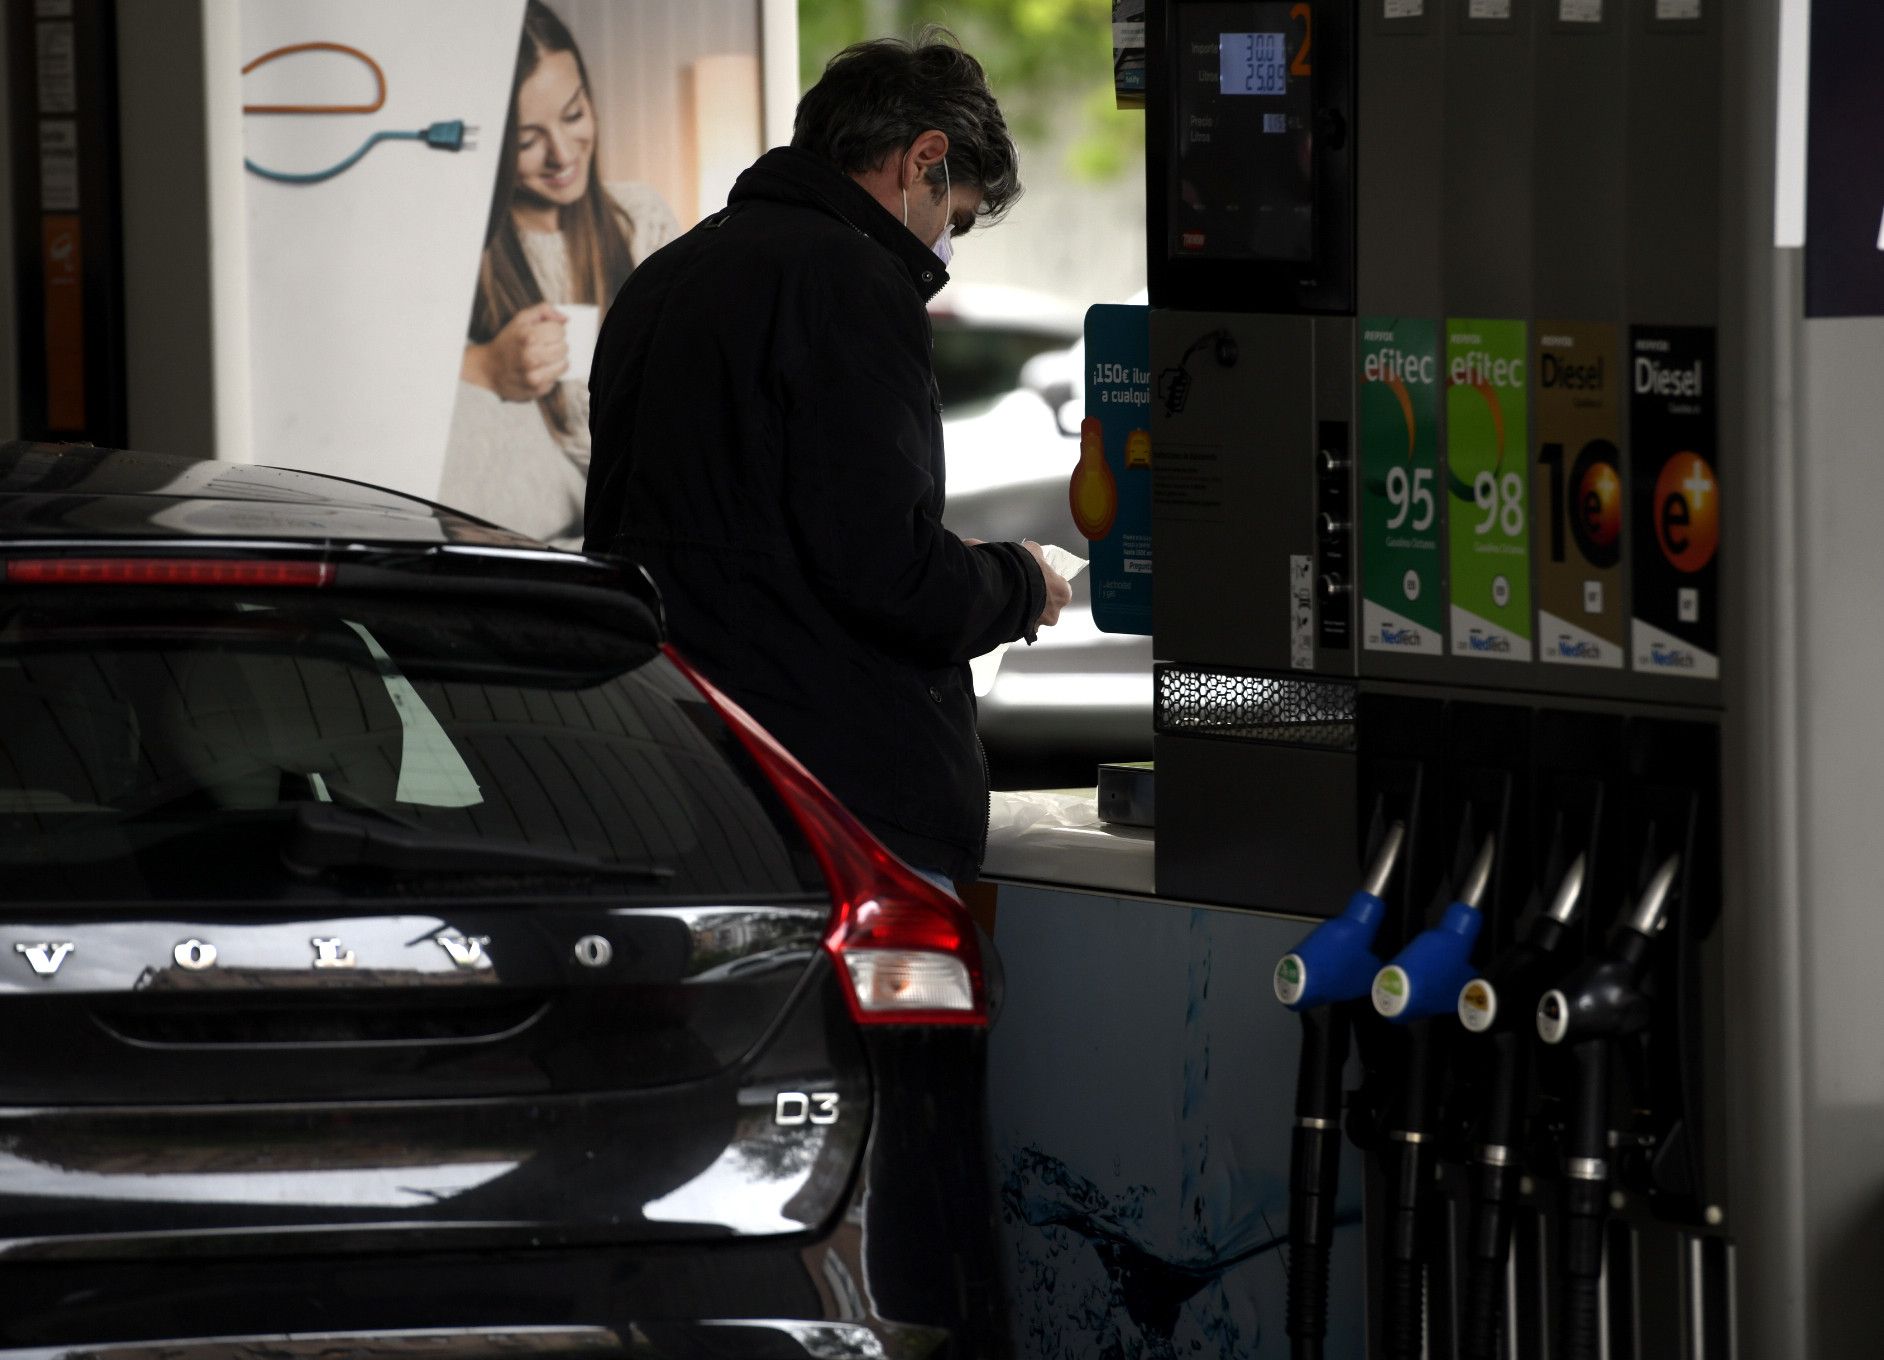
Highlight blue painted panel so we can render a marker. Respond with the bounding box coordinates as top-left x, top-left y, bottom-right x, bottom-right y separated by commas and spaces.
988, 887, 1366, 1358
